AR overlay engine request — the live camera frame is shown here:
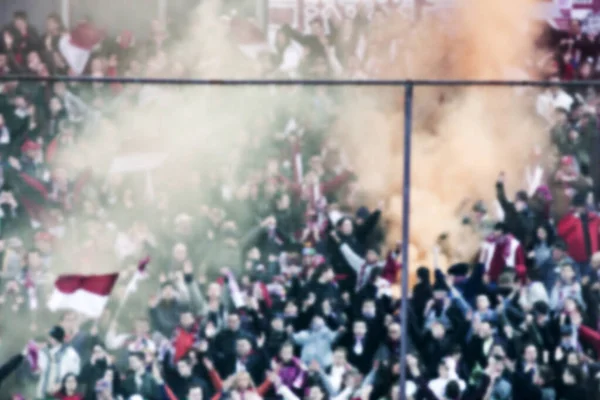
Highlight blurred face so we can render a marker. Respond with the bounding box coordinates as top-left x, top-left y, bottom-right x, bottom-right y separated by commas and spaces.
310, 21, 324, 37
564, 298, 577, 313
552, 247, 565, 260
537, 227, 547, 240
479, 322, 492, 338
180, 312, 194, 328
65, 375, 77, 393
236, 372, 251, 390
271, 318, 284, 331
161, 284, 175, 300
188, 387, 203, 400
128, 355, 143, 371
90, 58, 104, 74
567, 352, 579, 366
276, 30, 288, 47
207, 283, 221, 299
151, 19, 164, 34
312, 316, 325, 330
134, 319, 149, 336
177, 360, 192, 377
308, 385, 324, 400
489, 357, 504, 375
277, 194, 290, 210
284, 302, 298, 317
49, 97, 62, 114
340, 219, 353, 235
388, 323, 401, 341
515, 200, 527, 212
54, 167, 68, 185
536, 313, 548, 325
570, 20, 581, 35
228, 315, 240, 331
366, 249, 378, 264
27, 251, 42, 268
362, 301, 376, 318
373, 10, 385, 25
14, 17, 27, 33
92, 345, 106, 362
61, 311, 77, 332
561, 265, 575, 282
524, 345, 537, 363
236, 339, 252, 357
48, 336, 59, 348
173, 243, 188, 262
563, 370, 575, 385
47, 17, 60, 34
333, 349, 346, 366
438, 364, 449, 379
568, 129, 579, 141
433, 289, 447, 301
353, 321, 367, 337
267, 159, 279, 175
321, 268, 334, 282
53, 81, 67, 96
280, 344, 293, 362
248, 247, 260, 260
3, 31, 14, 47
431, 322, 445, 339
476, 295, 490, 312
